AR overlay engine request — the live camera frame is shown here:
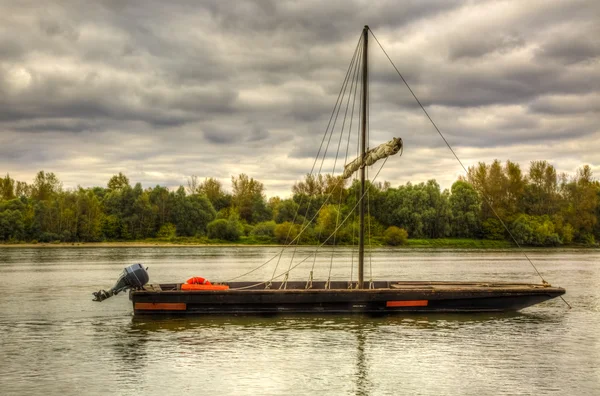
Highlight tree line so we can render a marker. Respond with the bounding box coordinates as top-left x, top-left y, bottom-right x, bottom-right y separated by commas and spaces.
0, 160, 599, 246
